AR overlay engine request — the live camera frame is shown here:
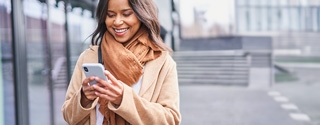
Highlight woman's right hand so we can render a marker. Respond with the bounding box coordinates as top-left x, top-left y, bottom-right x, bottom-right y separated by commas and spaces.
81, 76, 98, 107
